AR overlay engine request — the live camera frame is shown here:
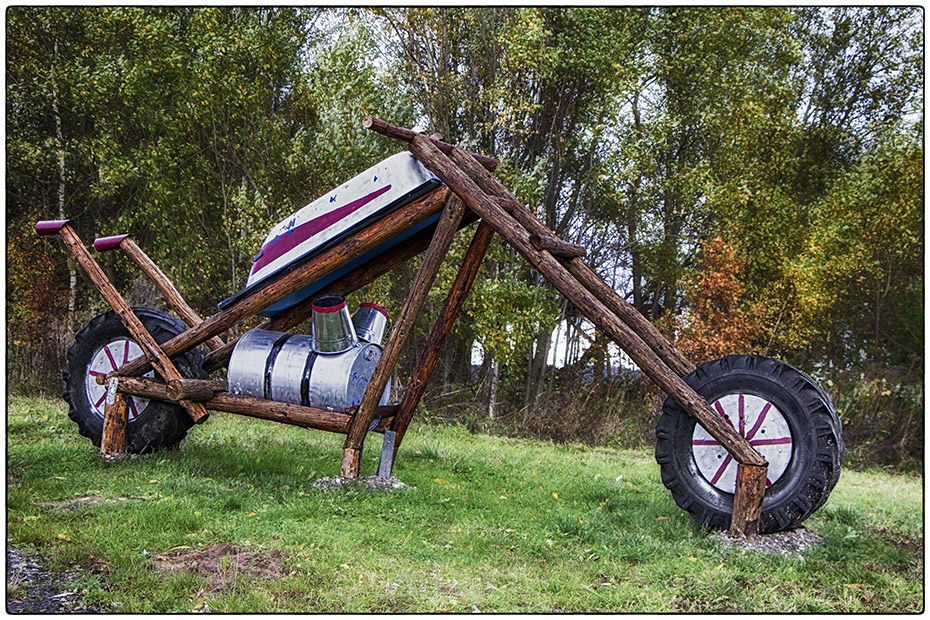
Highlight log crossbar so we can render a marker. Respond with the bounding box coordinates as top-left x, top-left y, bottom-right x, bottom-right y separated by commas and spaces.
106, 375, 396, 435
